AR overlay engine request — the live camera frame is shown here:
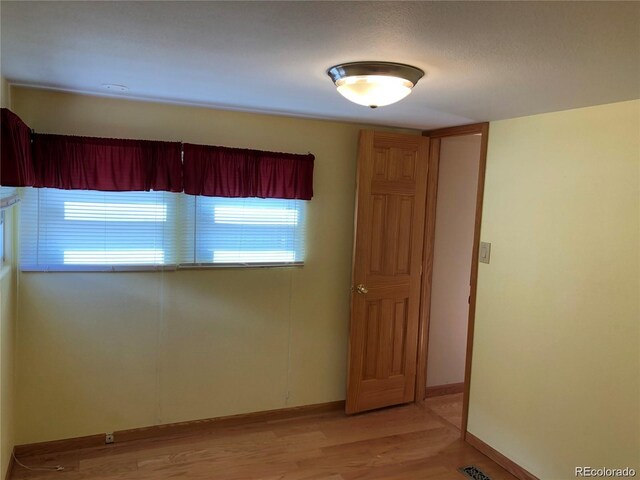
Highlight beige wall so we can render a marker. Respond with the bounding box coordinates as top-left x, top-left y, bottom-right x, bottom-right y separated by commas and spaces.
11, 87, 414, 444
0, 77, 10, 108
0, 210, 17, 480
469, 100, 640, 478
426, 135, 480, 387
0, 76, 18, 479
